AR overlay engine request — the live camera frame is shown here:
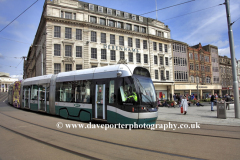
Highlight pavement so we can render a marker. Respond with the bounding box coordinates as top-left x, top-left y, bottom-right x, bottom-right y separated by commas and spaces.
157, 102, 240, 126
